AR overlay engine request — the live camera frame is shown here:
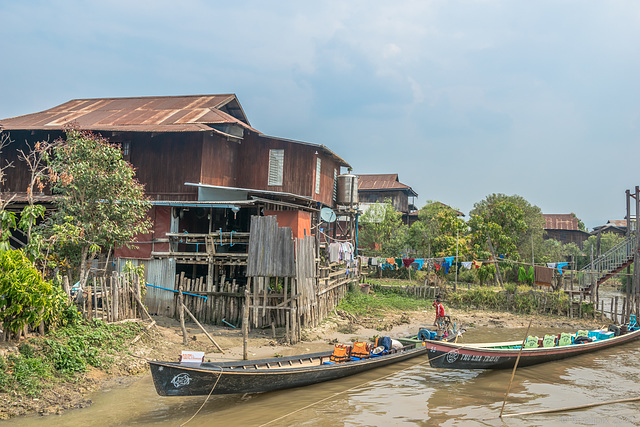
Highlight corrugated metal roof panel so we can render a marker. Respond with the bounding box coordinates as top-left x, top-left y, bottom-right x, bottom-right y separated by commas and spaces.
357, 174, 417, 196
0, 94, 258, 133
544, 214, 579, 230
